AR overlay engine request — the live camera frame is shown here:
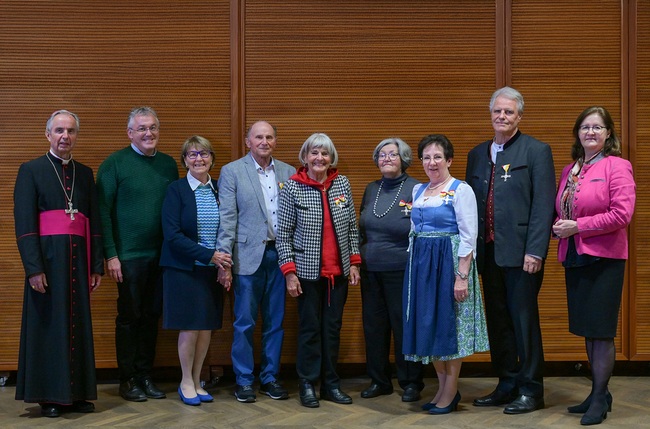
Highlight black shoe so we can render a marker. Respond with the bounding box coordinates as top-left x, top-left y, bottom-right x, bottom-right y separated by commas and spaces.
361, 383, 393, 399
72, 400, 95, 413
260, 380, 289, 400
40, 403, 61, 418
299, 379, 319, 408
568, 392, 613, 414
234, 384, 256, 403
401, 386, 421, 402
320, 387, 353, 404
138, 377, 166, 399
580, 403, 608, 426
120, 378, 147, 402
429, 391, 461, 415
503, 394, 545, 414
473, 389, 517, 407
